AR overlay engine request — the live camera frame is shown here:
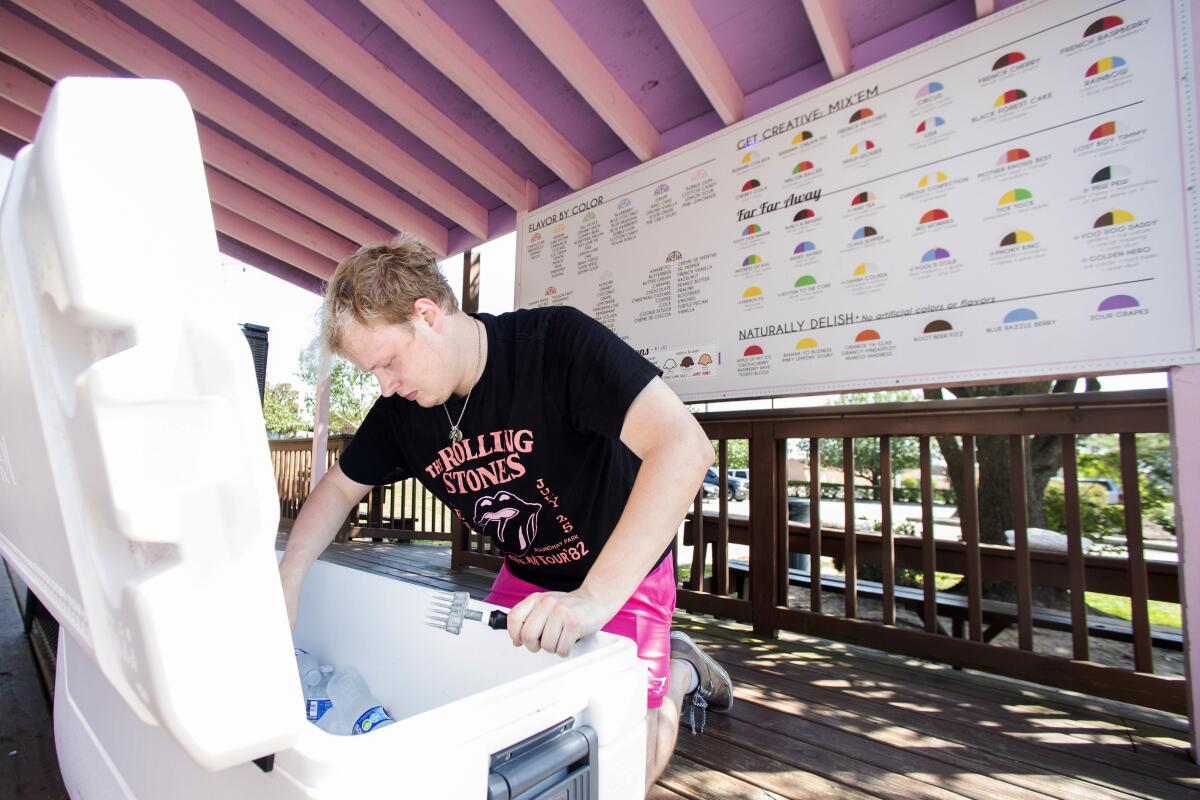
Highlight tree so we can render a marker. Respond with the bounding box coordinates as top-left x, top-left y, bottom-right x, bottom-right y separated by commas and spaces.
817, 391, 922, 495
297, 349, 380, 434
817, 436, 921, 496
710, 438, 749, 470
263, 382, 307, 438
1076, 431, 1175, 533
924, 377, 1101, 546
